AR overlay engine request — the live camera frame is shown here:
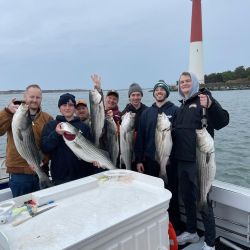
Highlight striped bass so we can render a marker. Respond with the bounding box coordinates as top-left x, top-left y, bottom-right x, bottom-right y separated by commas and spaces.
60, 122, 116, 169
120, 112, 135, 170
100, 117, 119, 166
155, 113, 172, 179
89, 89, 105, 147
196, 127, 216, 207
11, 103, 52, 189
